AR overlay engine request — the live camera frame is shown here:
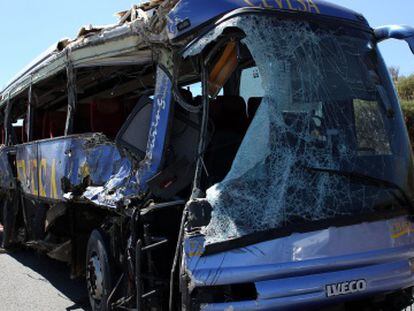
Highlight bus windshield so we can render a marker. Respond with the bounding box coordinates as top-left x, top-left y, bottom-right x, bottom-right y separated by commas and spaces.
190, 14, 414, 245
